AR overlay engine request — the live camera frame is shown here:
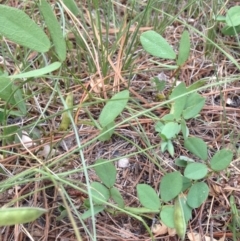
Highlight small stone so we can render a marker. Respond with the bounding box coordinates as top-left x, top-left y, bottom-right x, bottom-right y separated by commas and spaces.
118, 158, 129, 168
